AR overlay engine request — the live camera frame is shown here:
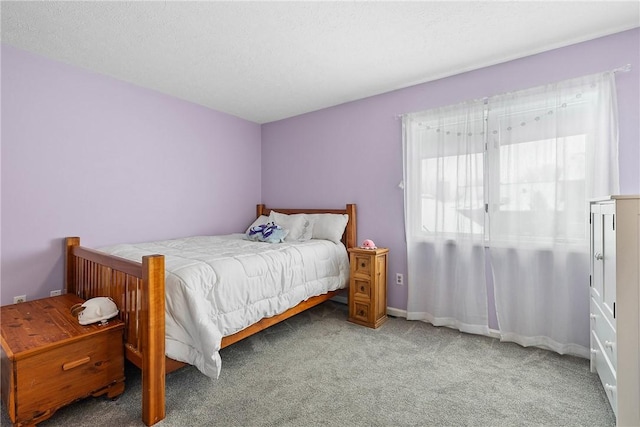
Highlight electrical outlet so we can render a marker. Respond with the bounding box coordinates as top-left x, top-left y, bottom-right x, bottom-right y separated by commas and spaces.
396, 273, 404, 285
13, 295, 27, 304
50, 290, 62, 297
